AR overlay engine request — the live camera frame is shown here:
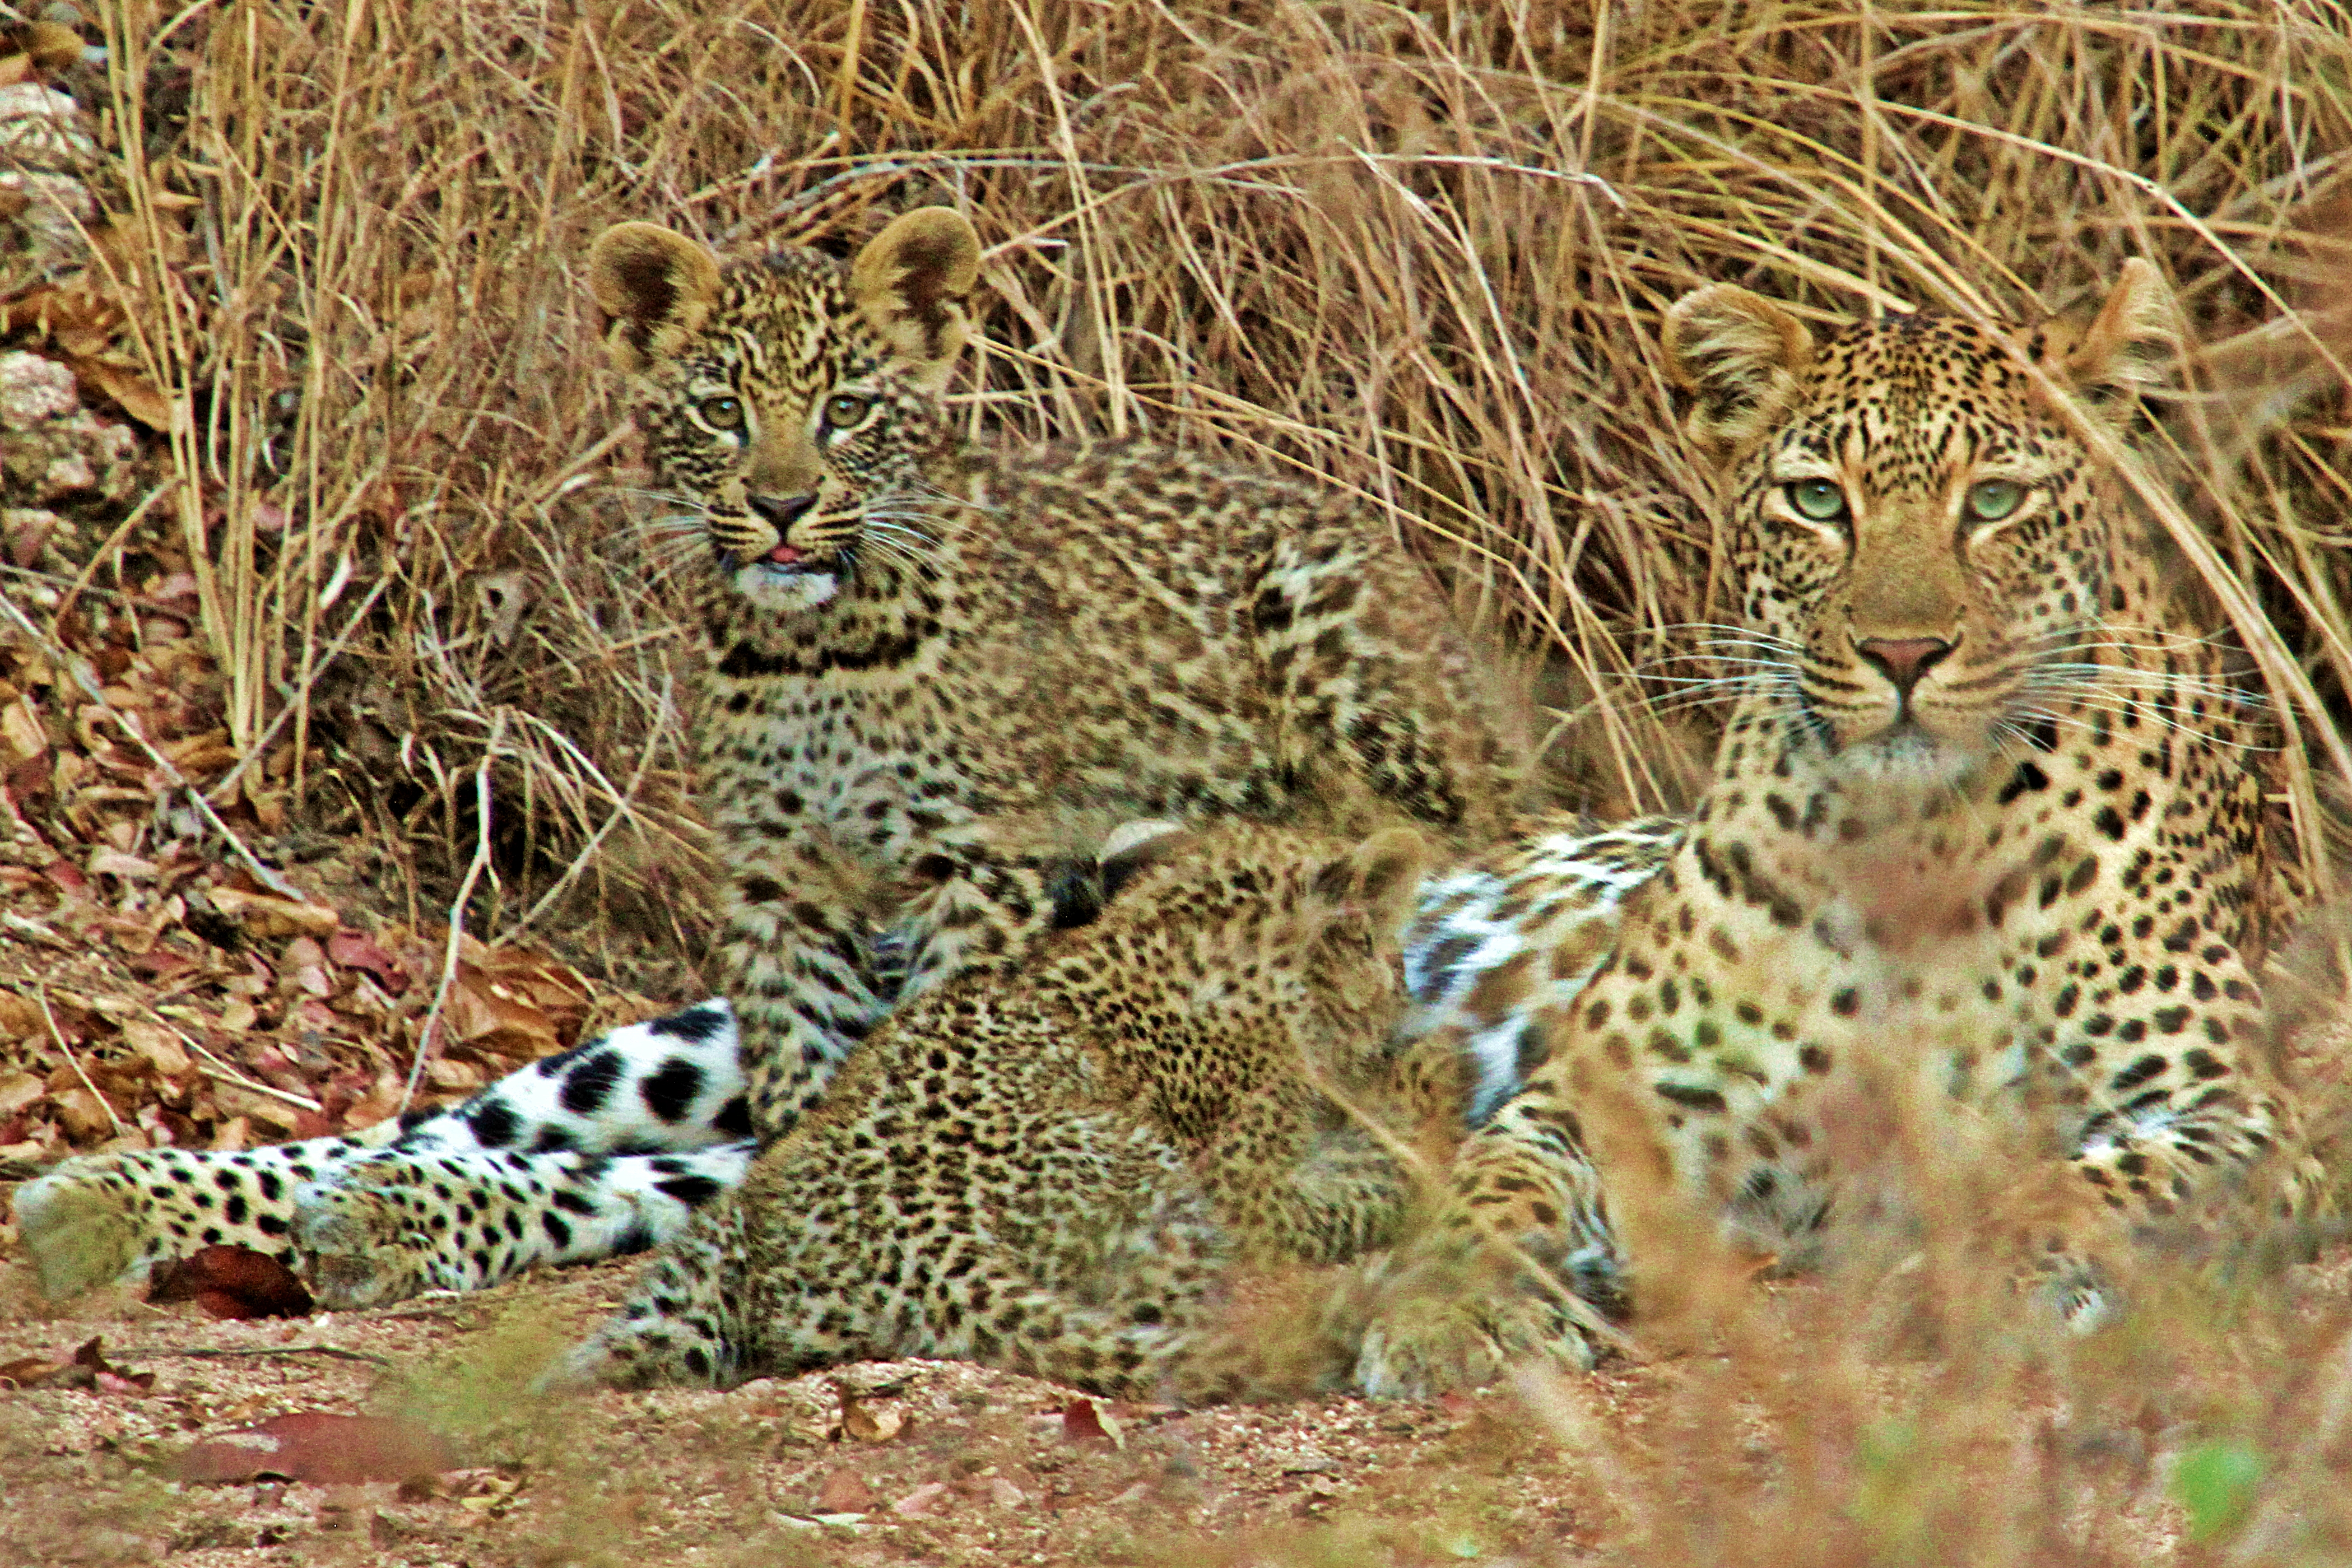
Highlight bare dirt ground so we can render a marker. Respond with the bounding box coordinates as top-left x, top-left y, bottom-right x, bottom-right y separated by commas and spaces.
0, 1246, 1653, 1566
